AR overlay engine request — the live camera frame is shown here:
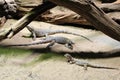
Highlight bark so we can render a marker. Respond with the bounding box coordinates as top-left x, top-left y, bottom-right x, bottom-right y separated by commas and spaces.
0, 1, 56, 41
40, 10, 120, 26
40, 9, 91, 25
48, 0, 120, 41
